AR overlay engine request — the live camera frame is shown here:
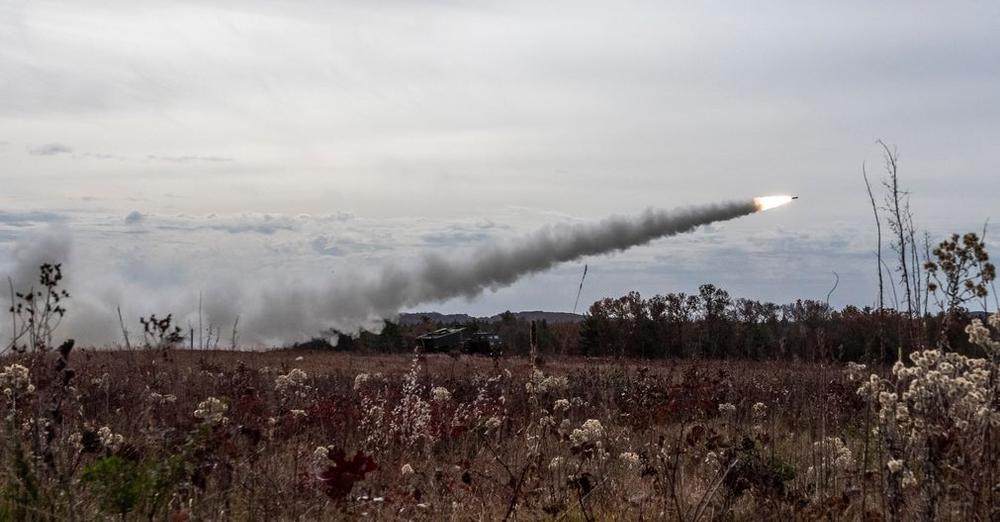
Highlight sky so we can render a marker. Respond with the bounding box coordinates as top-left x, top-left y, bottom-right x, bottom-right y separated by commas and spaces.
2, 1, 999, 345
